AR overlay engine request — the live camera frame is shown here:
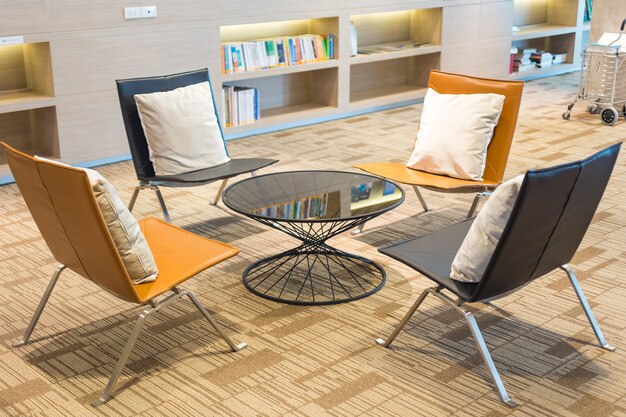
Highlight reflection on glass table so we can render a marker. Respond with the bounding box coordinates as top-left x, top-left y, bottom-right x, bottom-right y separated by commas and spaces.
222, 170, 404, 305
